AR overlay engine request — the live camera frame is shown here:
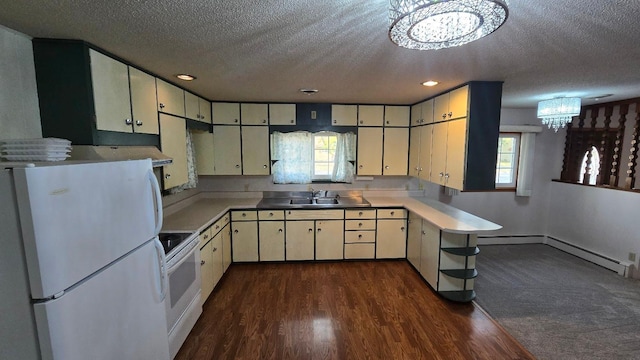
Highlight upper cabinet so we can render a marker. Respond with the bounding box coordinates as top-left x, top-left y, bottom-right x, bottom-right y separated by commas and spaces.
241, 103, 269, 125
33, 40, 159, 146
212, 102, 240, 124
358, 105, 384, 126
434, 85, 468, 122
269, 104, 296, 125
185, 92, 211, 123
332, 105, 358, 126
159, 114, 188, 189
410, 99, 433, 126
384, 106, 410, 127
156, 79, 185, 118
